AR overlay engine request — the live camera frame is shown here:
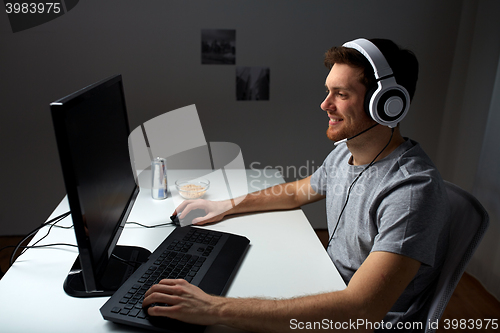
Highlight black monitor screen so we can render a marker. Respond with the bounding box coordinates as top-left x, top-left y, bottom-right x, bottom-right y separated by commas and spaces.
51, 75, 142, 297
